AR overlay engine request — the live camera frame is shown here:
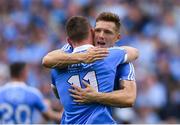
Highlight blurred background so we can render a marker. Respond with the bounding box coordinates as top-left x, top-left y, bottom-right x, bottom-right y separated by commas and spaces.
0, 0, 179, 123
